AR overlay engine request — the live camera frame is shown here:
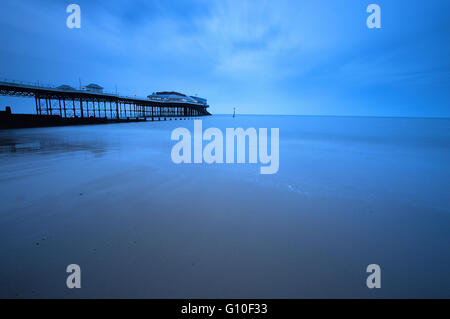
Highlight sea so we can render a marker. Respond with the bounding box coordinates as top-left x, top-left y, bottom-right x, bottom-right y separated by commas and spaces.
0, 115, 449, 298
